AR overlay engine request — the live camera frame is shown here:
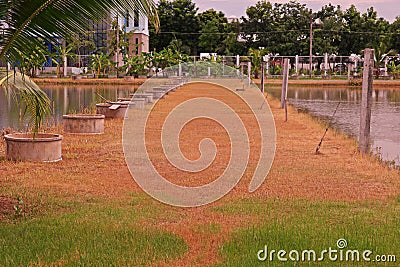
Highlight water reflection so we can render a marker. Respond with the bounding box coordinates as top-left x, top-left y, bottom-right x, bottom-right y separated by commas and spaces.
0, 85, 133, 130
2, 84, 399, 165
269, 87, 400, 165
